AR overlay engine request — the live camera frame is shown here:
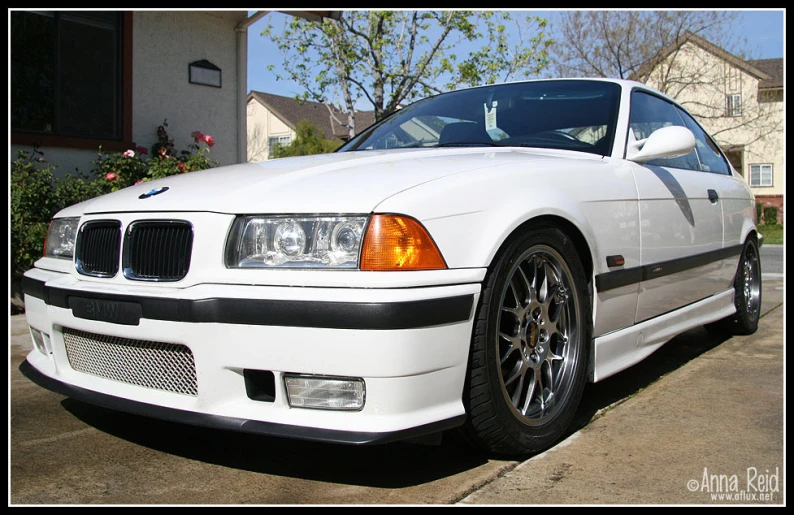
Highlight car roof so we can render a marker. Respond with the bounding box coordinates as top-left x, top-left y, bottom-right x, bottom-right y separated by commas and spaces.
451, 77, 676, 106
